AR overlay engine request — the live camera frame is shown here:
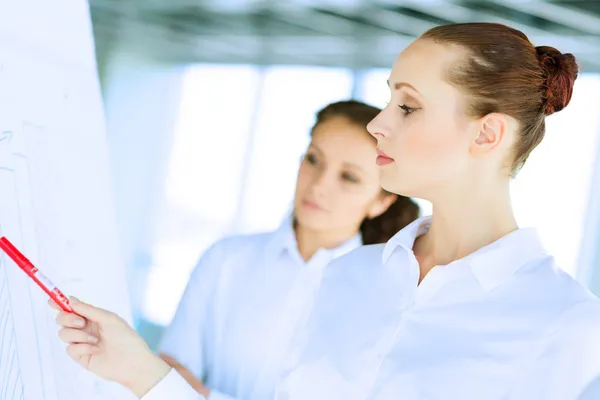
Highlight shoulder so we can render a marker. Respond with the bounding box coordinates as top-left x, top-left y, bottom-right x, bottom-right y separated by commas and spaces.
509, 255, 598, 315
329, 243, 387, 266
553, 297, 600, 342
529, 259, 600, 351
325, 244, 387, 280
545, 297, 600, 395
189, 230, 277, 278
205, 230, 275, 255
307, 243, 398, 335
510, 294, 600, 399
319, 244, 388, 299
290, 243, 405, 373
197, 230, 276, 263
